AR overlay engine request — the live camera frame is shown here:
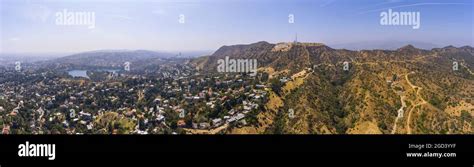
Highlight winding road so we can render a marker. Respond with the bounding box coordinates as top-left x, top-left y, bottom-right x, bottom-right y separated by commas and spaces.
391, 94, 406, 134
